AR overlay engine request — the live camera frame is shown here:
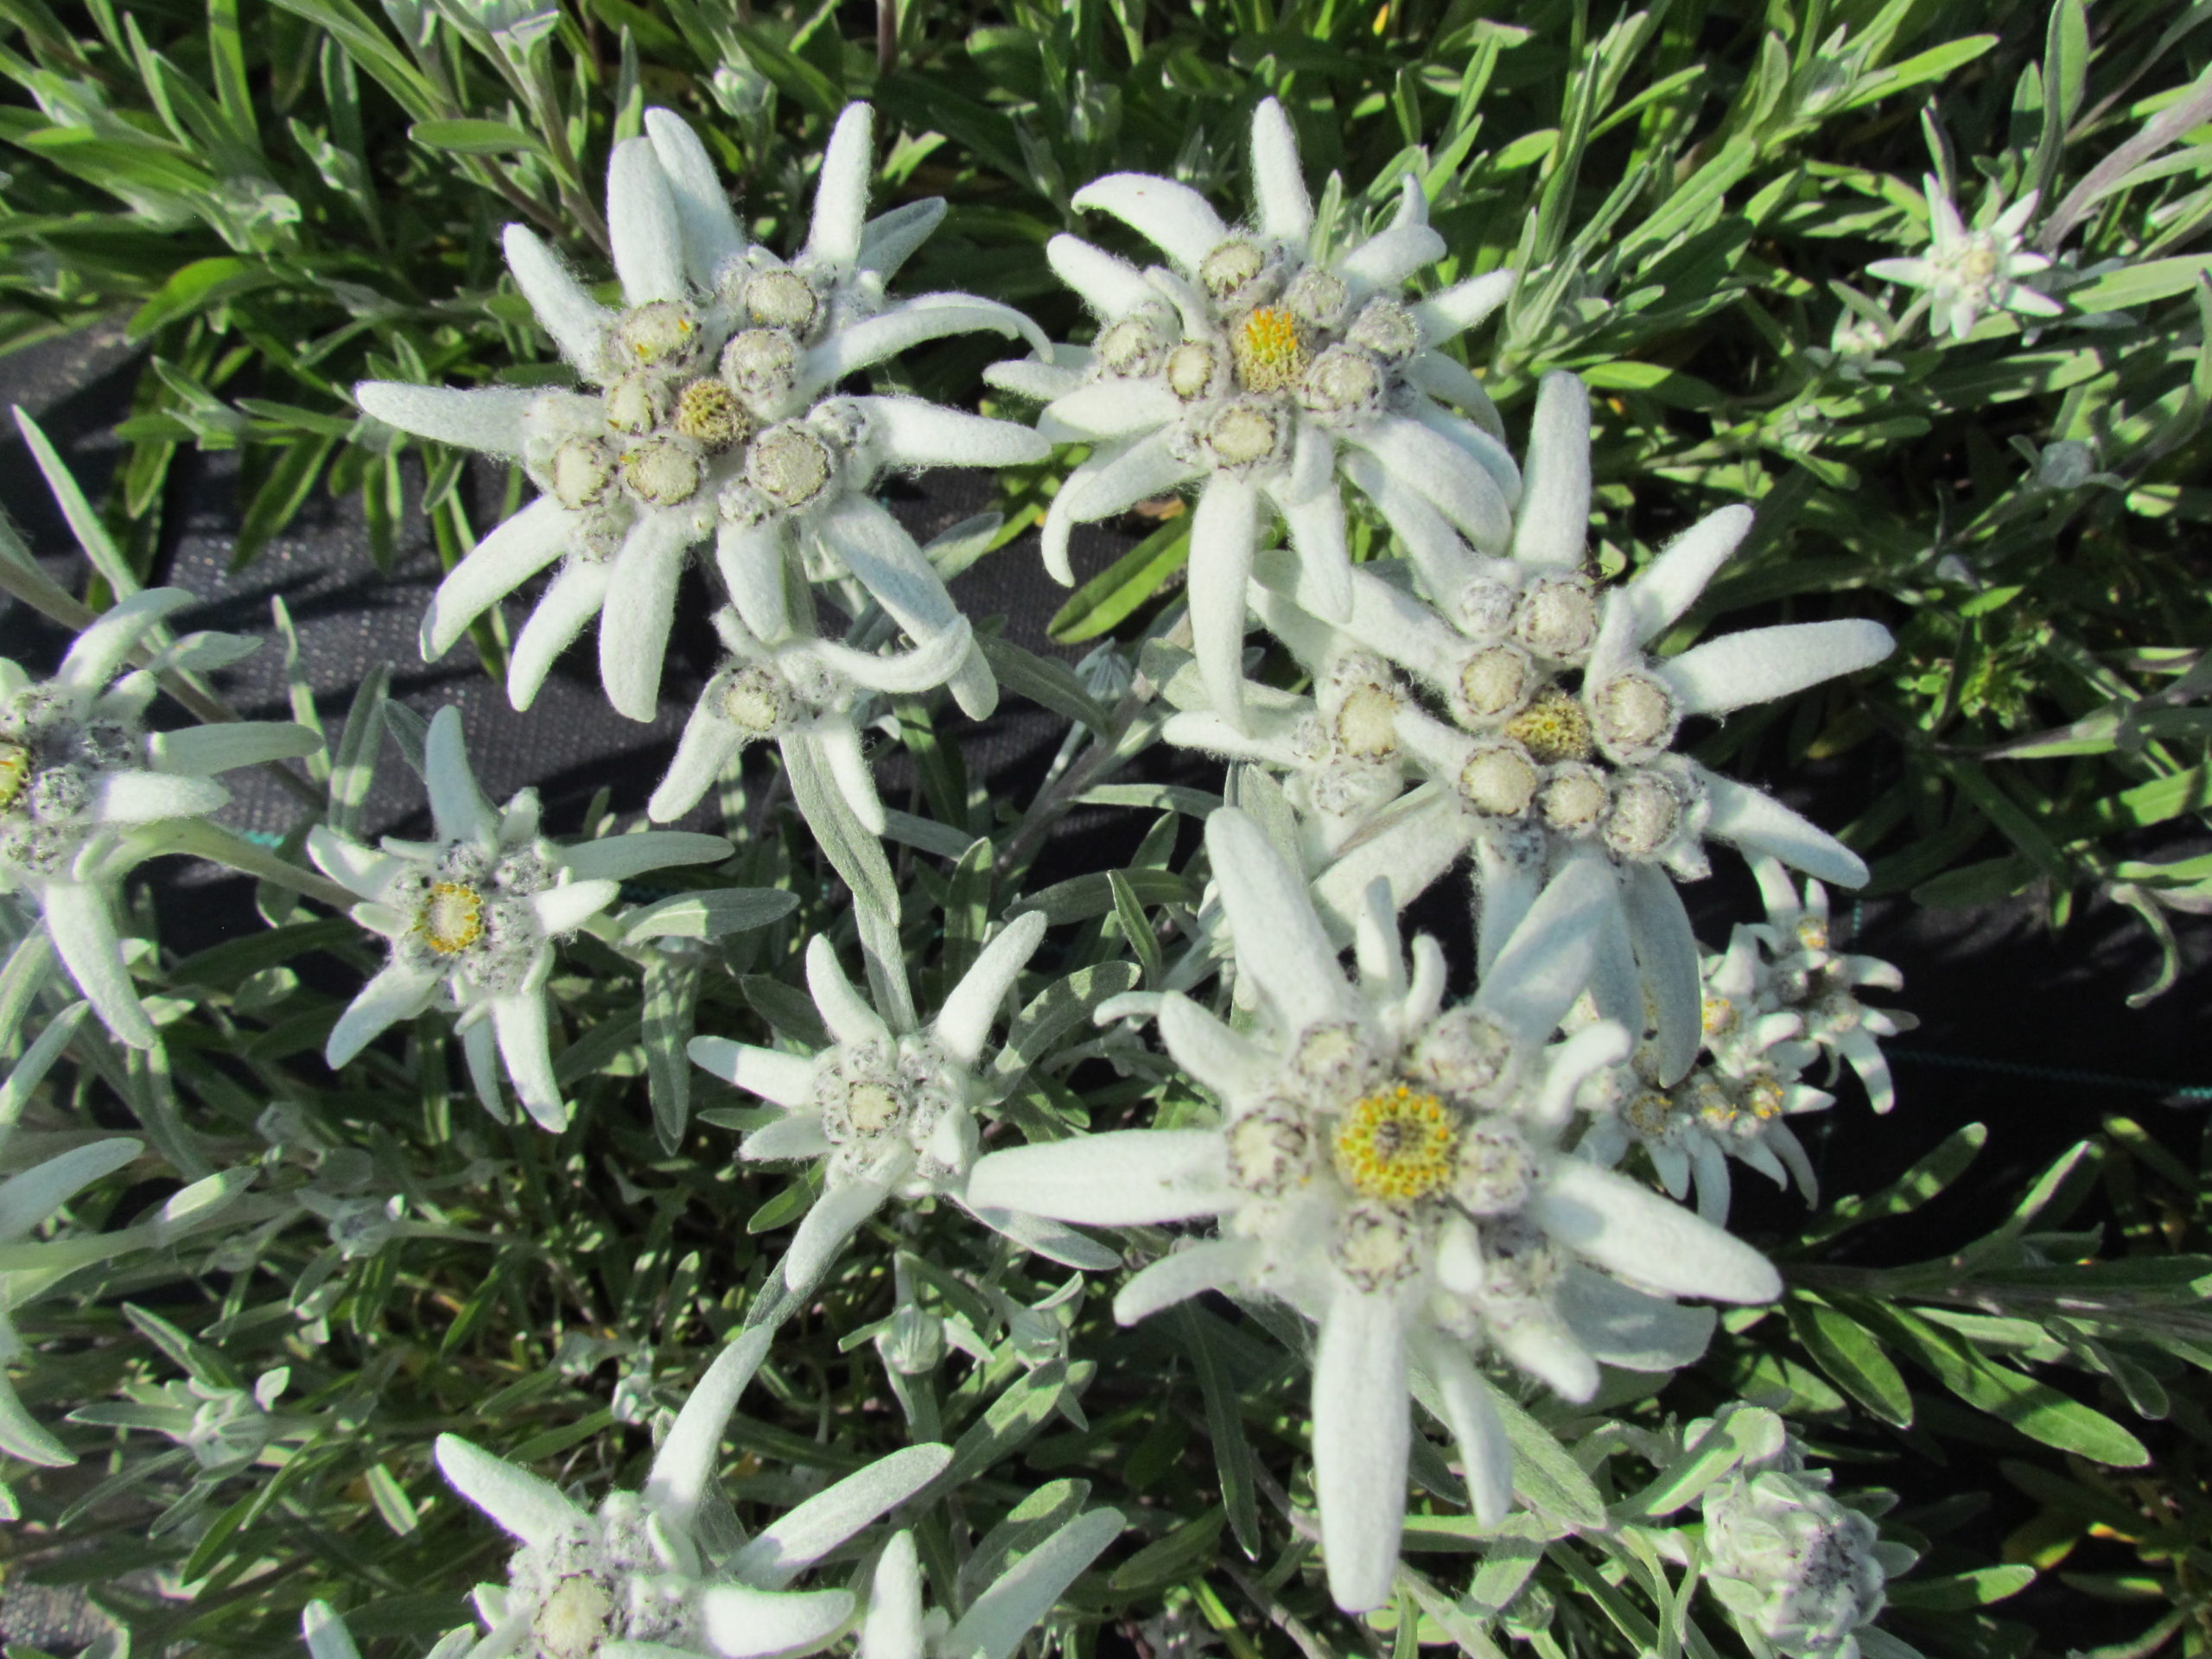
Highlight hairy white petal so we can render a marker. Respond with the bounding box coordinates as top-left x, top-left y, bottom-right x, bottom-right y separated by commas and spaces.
643, 108, 746, 285
806, 934, 890, 1045
422, 497, 574, 658
492, 995, 569, 1133
934, 911, 1047, 1066
1699, 772, 1871, 888
1312, 1290, 1410, 1613
508, 559, 613, 711
1114, 1238, 1261, 1324
1532, 1160, 1782, 1303
700, 1586, 855, 1659
354, 384, 538, 457
1625, 505, 1754, 642
1207, 807, 1357, 1030
735, 1444, 951, 1588
1249, 99, 1312, 242
1046, 233, 1158, 320
39, 881, 156, 1050
965, 1131, 1235, 1225
1510, 372, 1591, 569
501, 225, 614, 375
644, 1325, 773, 1526
1071, 173, 1229, 270
805, 104, 874, 270
435, 1433, 585, 1547
1664, 620, 1895, 716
